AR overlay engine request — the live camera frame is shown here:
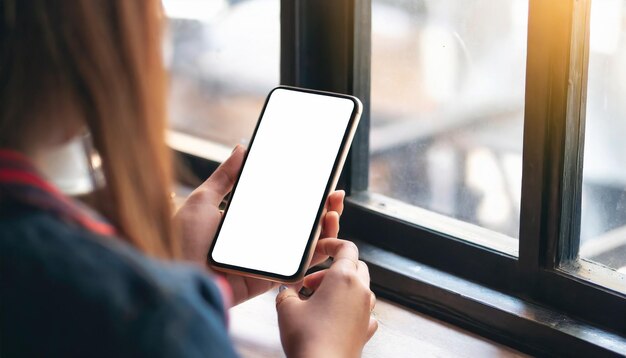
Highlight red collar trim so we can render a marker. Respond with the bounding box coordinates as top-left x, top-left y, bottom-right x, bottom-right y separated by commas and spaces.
0, 149, 116, 236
